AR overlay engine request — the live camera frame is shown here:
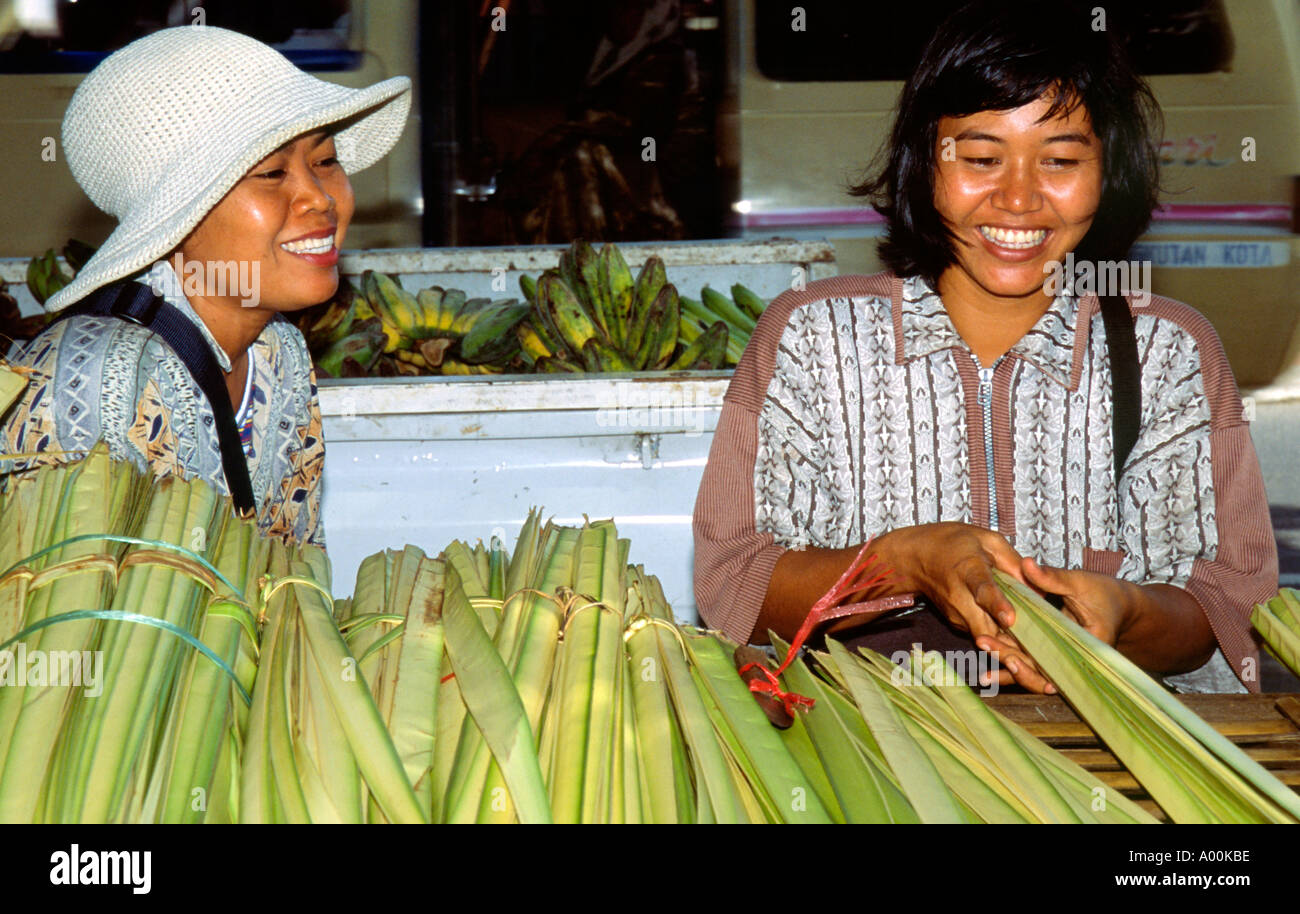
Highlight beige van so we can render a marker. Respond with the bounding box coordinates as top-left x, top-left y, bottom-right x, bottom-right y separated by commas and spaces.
724, 0, 1300, 388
